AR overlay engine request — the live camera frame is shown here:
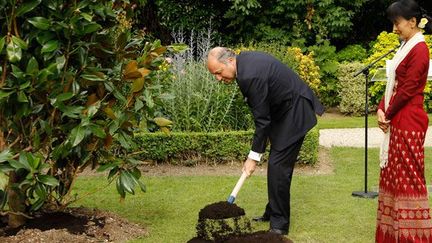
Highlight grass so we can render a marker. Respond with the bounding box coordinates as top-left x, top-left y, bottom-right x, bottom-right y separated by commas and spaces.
317, 113, 378, 129
317, 113, 432, 129
71, 147, 432, 242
